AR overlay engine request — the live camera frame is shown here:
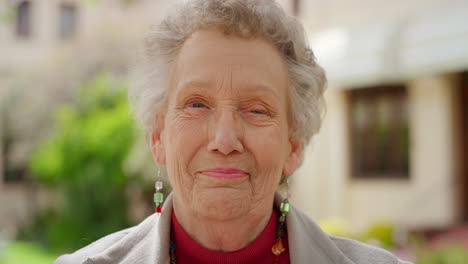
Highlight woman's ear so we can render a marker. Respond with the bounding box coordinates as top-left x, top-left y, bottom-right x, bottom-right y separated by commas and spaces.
282, 139, 303, 177
150, 113, 166, 165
